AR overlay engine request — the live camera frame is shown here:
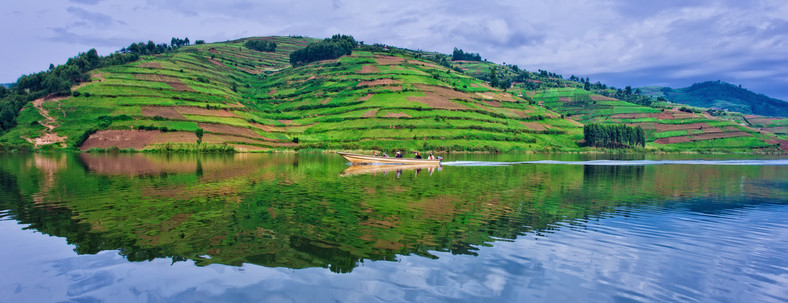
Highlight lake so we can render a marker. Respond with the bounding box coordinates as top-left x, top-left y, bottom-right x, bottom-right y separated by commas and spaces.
1, 153, 787, 302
